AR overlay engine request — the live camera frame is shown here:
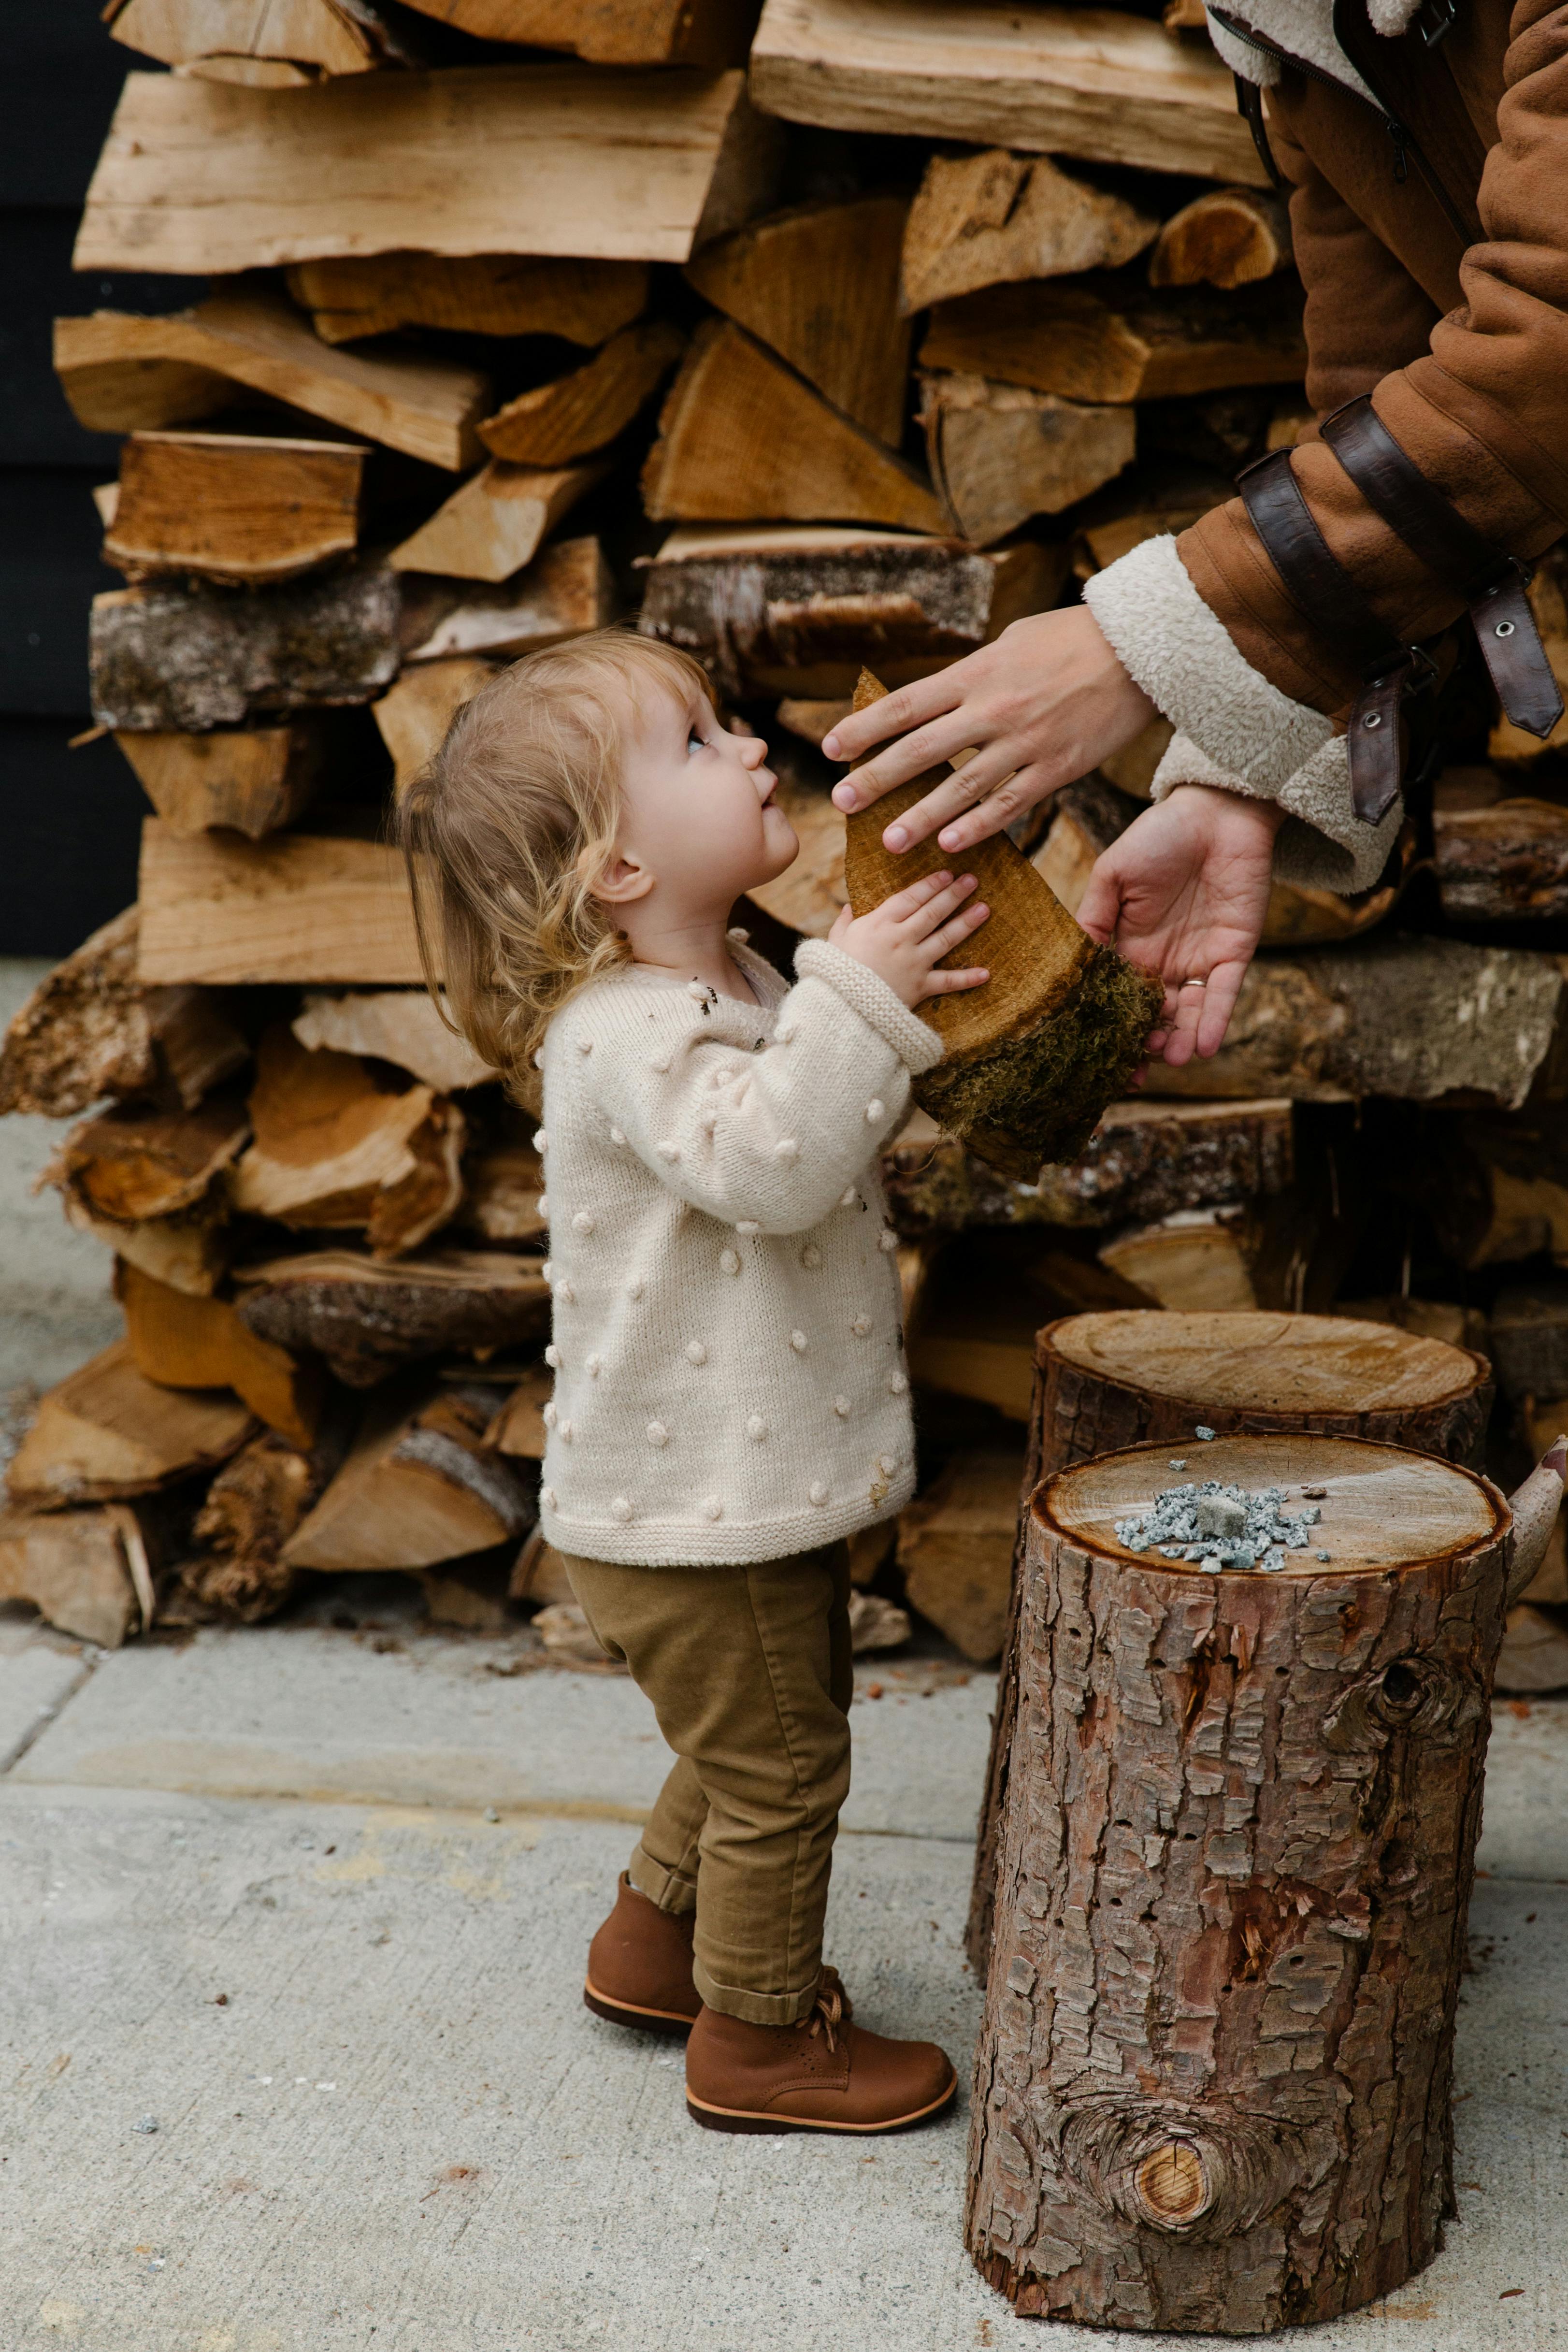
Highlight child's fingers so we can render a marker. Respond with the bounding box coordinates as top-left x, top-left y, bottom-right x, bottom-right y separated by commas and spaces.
902, 873, 979, 938
874, 868, 957, 924
827, 902, 854, 946
917, 964, 989, 1000
920, 899, 990, 961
